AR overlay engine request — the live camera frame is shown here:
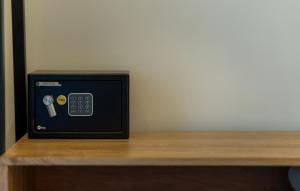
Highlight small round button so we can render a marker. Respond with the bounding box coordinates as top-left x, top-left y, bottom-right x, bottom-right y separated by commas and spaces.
57, 95, 67, 105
